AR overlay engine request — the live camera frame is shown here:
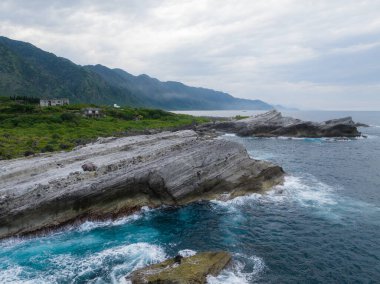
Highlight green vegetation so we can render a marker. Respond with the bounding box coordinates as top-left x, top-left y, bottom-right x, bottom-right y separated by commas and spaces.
234, 115, 249, 120
0, 98, 209, 159
9, 96, 41, 104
